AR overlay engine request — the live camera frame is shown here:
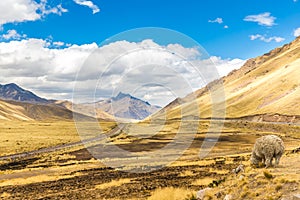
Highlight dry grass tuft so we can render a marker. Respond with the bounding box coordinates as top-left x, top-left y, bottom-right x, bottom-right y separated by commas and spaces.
275, 184, 283, 191
263, 171, 273, 180
179, 170, 194, 177
0, 192, 11, 198
96, 178, 131, 190
192, 177, 215, 186
147, 187, 195, 200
